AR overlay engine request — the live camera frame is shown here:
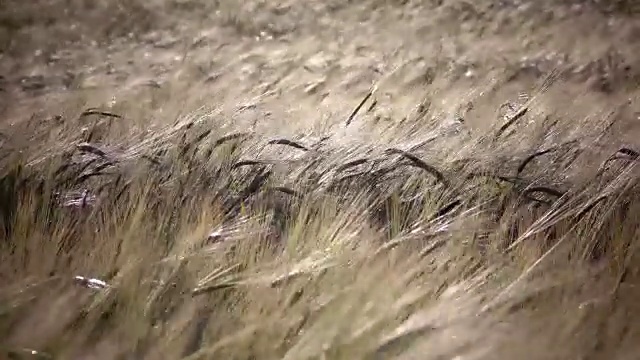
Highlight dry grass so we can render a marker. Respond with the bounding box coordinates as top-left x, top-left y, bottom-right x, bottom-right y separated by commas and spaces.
2, 1, 640, 359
